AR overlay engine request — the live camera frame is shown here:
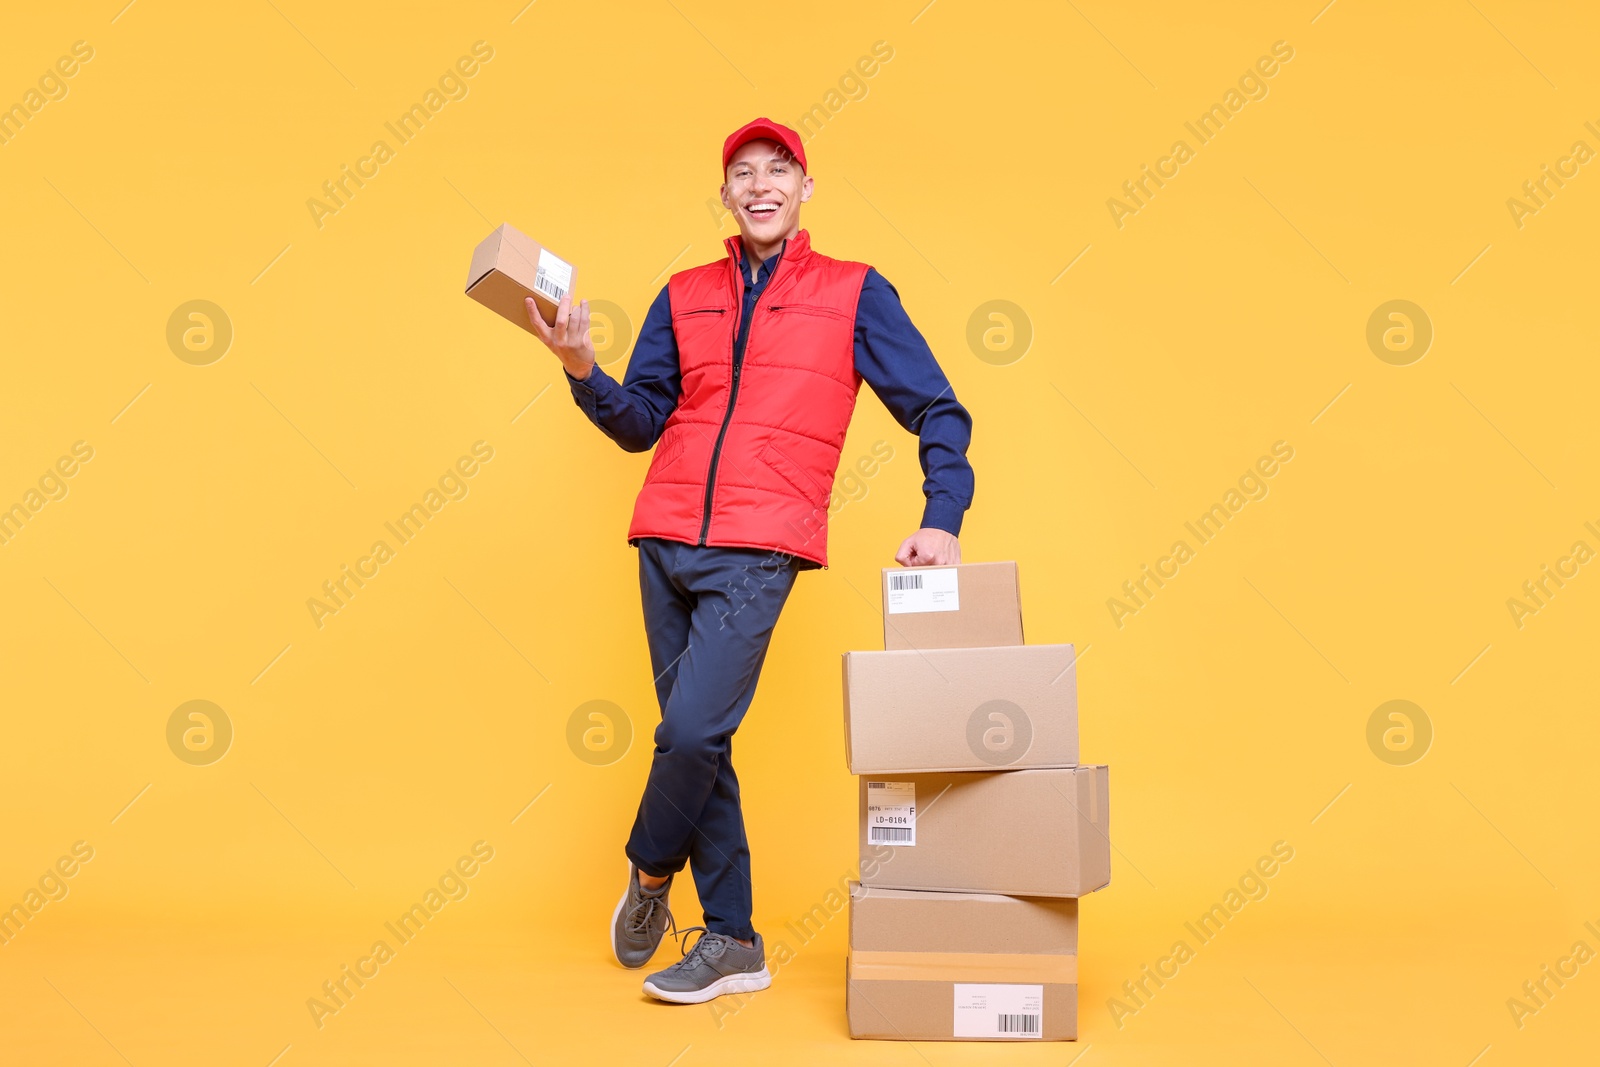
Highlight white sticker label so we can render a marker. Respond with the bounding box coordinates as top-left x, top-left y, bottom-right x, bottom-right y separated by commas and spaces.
533, 249, 573, 303
886, 567, 960, 614
953, 983, 1043, 1039
865, 781, 915, 845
